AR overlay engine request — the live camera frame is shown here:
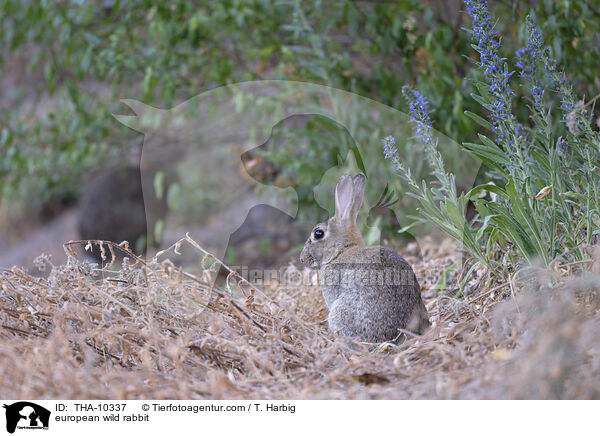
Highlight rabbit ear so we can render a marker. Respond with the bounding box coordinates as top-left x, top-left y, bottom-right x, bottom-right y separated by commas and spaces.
334, 175, 354, 221
350, 173, 366, 222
